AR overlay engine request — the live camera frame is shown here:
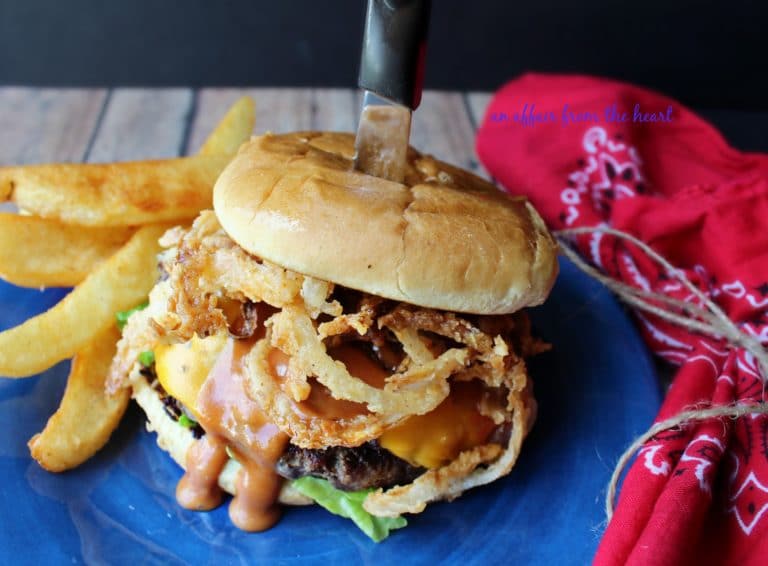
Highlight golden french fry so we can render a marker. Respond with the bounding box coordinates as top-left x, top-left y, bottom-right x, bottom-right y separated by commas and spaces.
199, 97, 256, 156
0, 224, 167, 377
28, 325, 130, 472
0, 213, 134, 287
0, 154, 231, 226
